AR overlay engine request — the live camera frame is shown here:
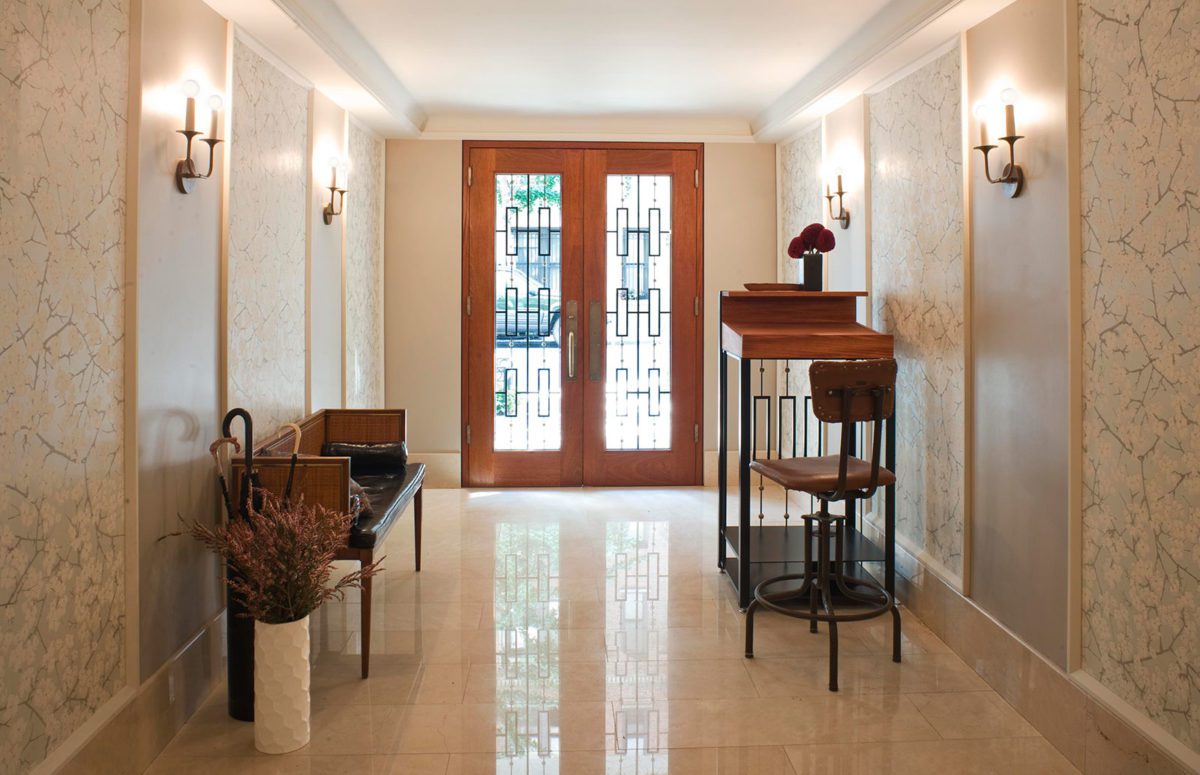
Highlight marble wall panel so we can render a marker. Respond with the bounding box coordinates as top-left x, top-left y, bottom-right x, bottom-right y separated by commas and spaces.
345, 121, 385, 409
776, 125, 823, 457
0, 0, 129, 770
868, 47, 965, 580
1079, 0, 1200, 750
227, 39, 309, 434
